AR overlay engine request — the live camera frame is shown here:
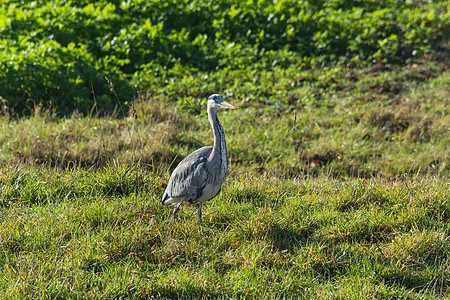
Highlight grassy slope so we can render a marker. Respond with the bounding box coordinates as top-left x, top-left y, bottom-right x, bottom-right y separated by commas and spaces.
1, 51, 449, 177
